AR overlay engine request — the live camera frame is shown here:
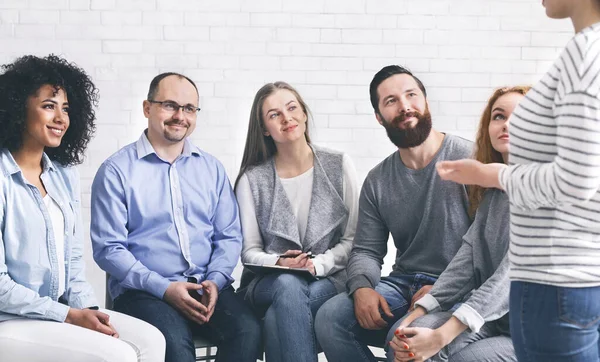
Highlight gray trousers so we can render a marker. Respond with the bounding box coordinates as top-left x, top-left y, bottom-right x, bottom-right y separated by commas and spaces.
385, 312, 516, 362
